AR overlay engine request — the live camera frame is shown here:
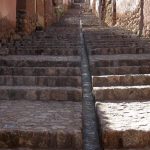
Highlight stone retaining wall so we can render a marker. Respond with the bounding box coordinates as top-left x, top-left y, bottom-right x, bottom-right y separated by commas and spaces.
143, 0, 150, 37
116, 0, 141, 35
